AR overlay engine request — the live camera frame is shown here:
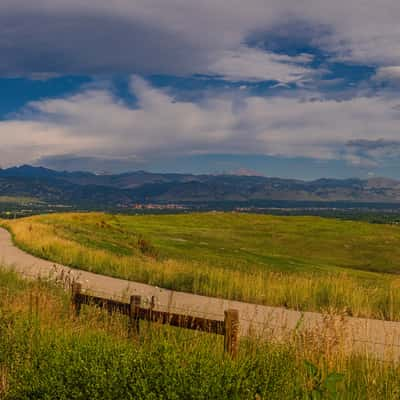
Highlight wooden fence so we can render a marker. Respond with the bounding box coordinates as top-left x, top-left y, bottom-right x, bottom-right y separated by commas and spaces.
71, 283, 239, 358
